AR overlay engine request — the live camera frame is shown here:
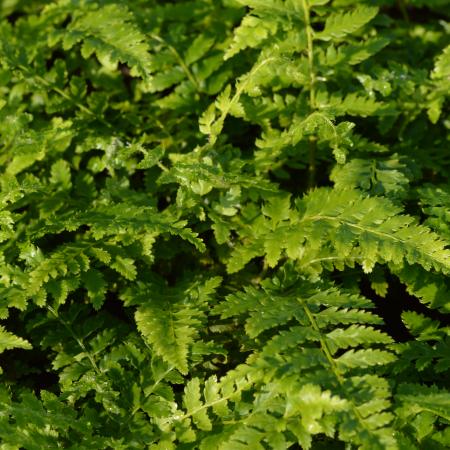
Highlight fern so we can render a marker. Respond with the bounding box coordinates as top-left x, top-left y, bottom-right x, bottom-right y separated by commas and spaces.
0, 0, 449, 448
392, 311, 450, 373
209, 270, 398, 449
418, 184, 450, 239
125, 276, 221, 374
61, 3, 154, 84
0, 325, 31, 356
331, 155, 412, 196
227, 187, 450, 274
317, 6, 379, 41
